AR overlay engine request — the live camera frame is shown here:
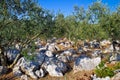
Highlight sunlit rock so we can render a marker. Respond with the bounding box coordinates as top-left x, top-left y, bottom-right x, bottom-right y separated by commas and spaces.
46, 43, 59, 52
13, 57, 38, 79
20, 75, 28, 80
45, 50, 54, 57
91, 74, 110, 80
100, 40, 111, 48
74, 57, 101, 73
42, 57, 70, 77
35, 68, 47, 78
